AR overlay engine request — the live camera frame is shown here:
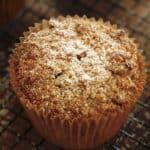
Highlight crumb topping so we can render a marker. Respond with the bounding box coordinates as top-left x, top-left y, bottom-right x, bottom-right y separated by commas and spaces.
10, 16, 146, 119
